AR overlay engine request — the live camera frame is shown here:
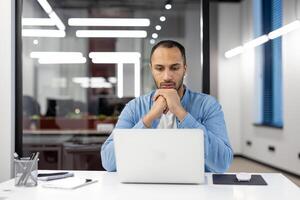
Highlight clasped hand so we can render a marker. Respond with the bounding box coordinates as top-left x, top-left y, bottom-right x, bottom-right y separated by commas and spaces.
152, 89, 187, 121
152, 89, 182, 114
143, 89, 187, 127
